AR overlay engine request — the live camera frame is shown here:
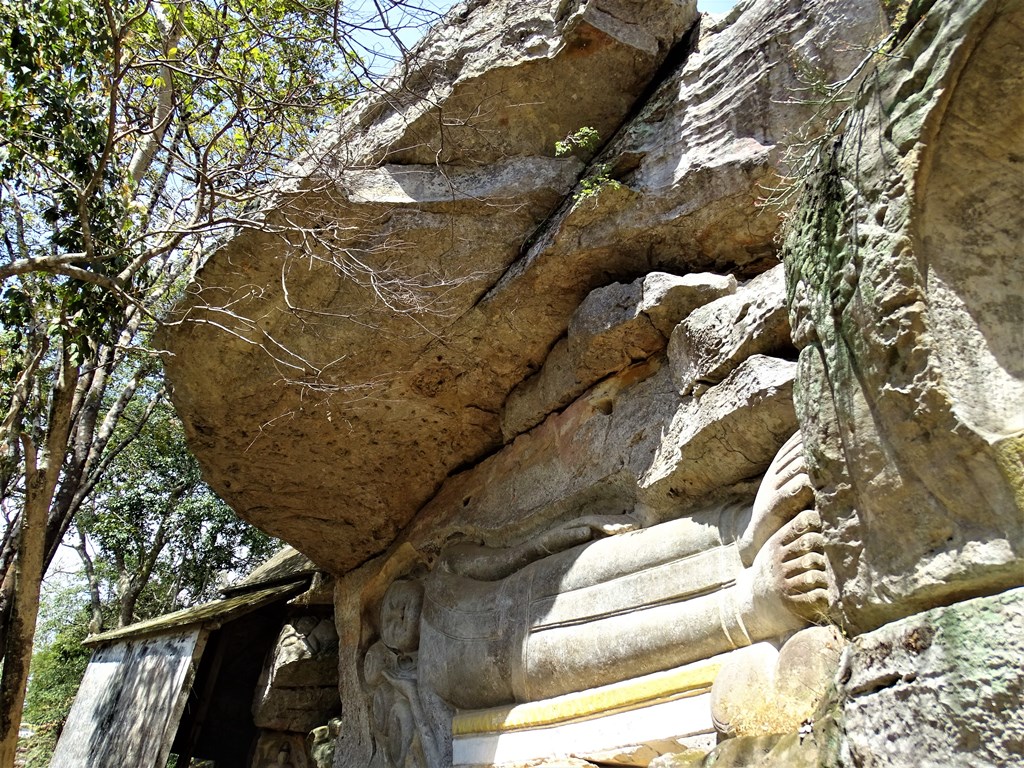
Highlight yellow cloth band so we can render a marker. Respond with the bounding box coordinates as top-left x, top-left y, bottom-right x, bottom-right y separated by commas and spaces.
452, 657, 721, 736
